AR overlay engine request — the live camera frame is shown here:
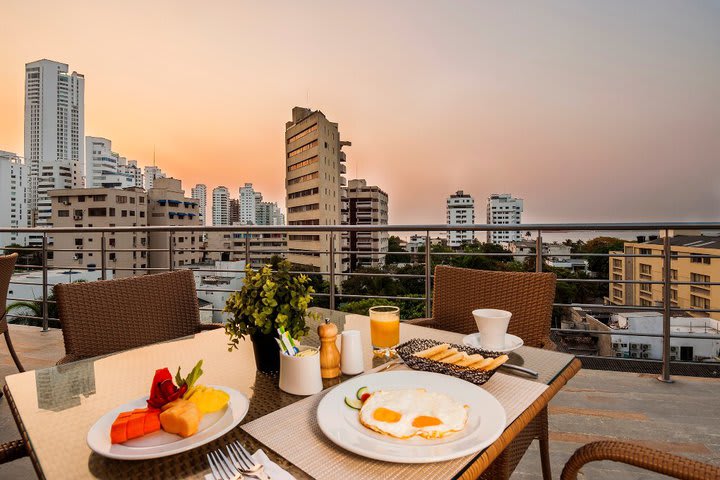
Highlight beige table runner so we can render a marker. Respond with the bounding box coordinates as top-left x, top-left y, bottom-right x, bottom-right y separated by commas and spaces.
242, 370, 548, 480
